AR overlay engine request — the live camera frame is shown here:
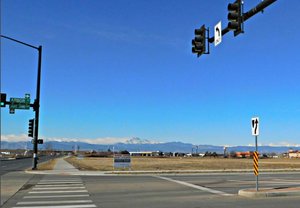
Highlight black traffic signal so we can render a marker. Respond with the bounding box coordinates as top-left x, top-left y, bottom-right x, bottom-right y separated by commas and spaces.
28, 119, 35, 138
192, 25, 207, 57
228, 0, 243, 36
1, 93, 7, 107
